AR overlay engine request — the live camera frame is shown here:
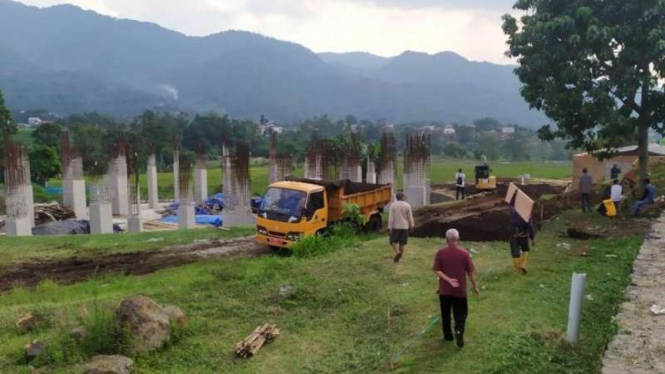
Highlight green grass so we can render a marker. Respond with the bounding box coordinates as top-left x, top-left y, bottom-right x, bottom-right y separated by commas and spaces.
0, 210, 643, 374
47, 159, 569, 201
0, 228, 254, 268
